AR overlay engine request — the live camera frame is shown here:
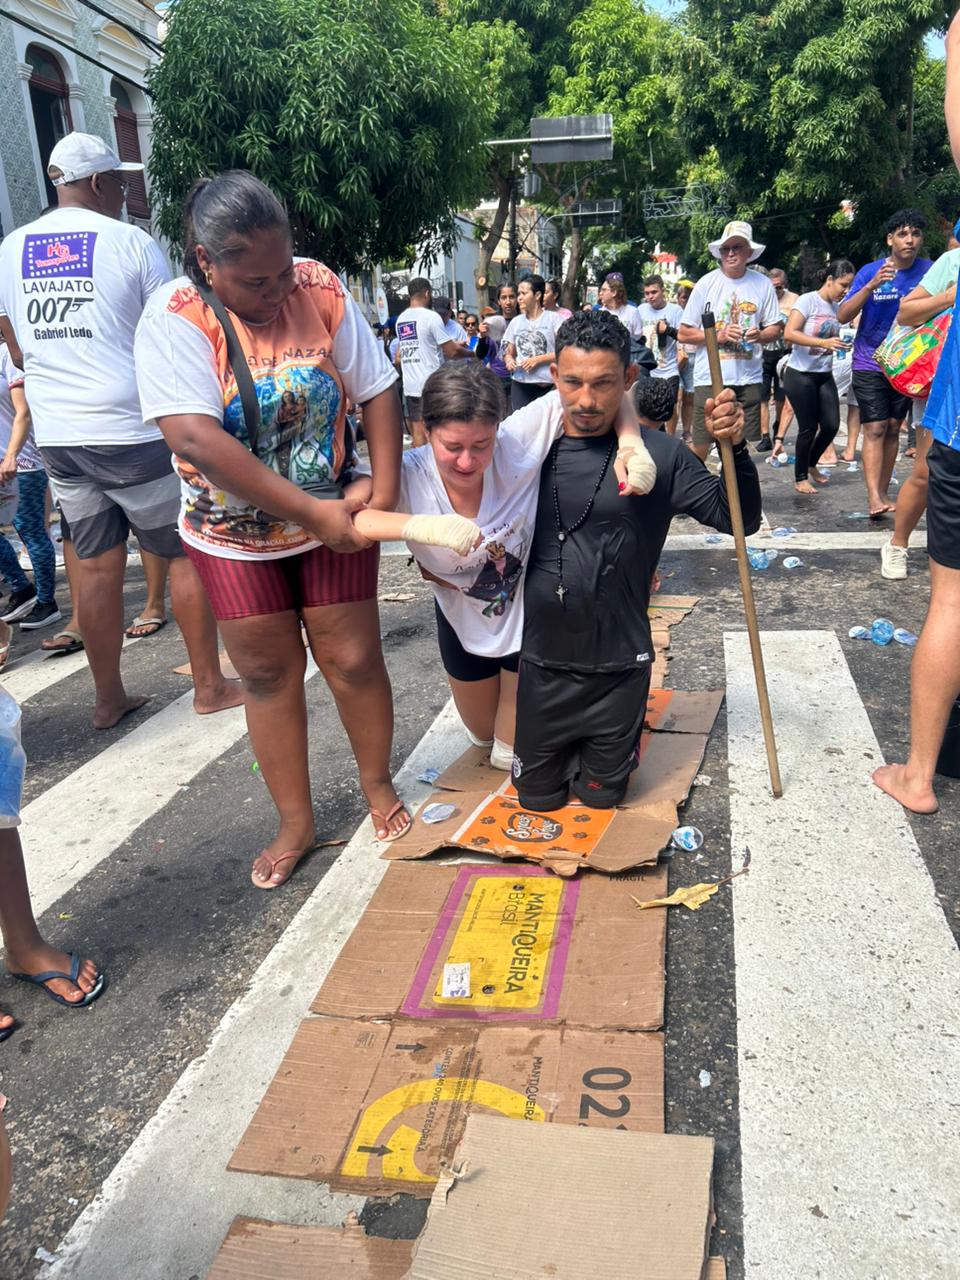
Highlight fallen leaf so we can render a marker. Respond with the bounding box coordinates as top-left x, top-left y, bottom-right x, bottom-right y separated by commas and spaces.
379, 592, 415, 603
631, 866, 748, 913
315, 838, 347, 848
57, 912, 72, 921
